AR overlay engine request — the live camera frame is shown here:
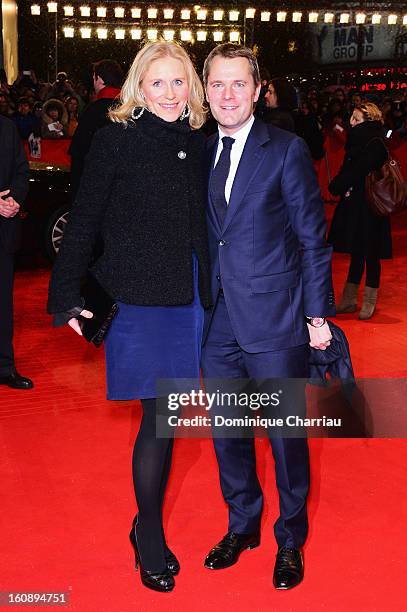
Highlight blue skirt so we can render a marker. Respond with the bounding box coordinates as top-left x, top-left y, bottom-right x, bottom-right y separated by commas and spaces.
104, 255, 203, 400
